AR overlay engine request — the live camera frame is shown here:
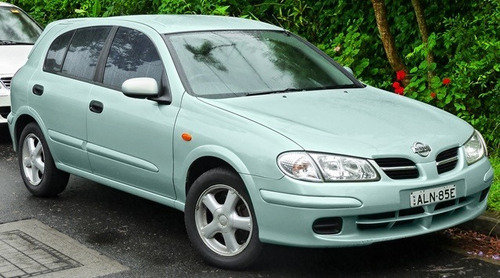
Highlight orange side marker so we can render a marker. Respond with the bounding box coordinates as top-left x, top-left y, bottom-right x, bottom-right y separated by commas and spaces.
182, 133, 192, 141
